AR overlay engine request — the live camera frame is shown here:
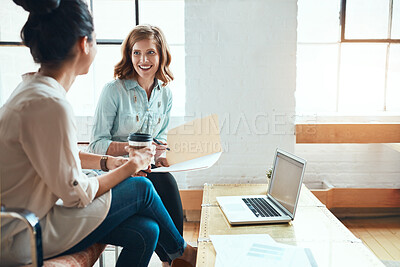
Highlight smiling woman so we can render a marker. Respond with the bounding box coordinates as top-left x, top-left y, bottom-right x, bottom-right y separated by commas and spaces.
88, 24, 184, 266
89, 25, 174, 156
